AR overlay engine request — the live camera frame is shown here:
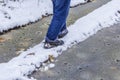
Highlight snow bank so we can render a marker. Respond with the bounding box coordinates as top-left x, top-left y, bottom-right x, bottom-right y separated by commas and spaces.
0, 0, 120, 80
0, 0, 88, 32
71, 0, 88, 6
